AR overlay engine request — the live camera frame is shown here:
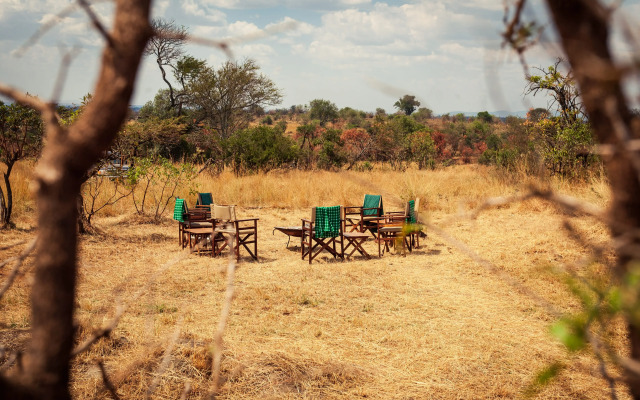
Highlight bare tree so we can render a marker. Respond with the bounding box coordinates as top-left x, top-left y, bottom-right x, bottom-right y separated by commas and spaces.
0, 0, 152, 398
144, 18, 187, 113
